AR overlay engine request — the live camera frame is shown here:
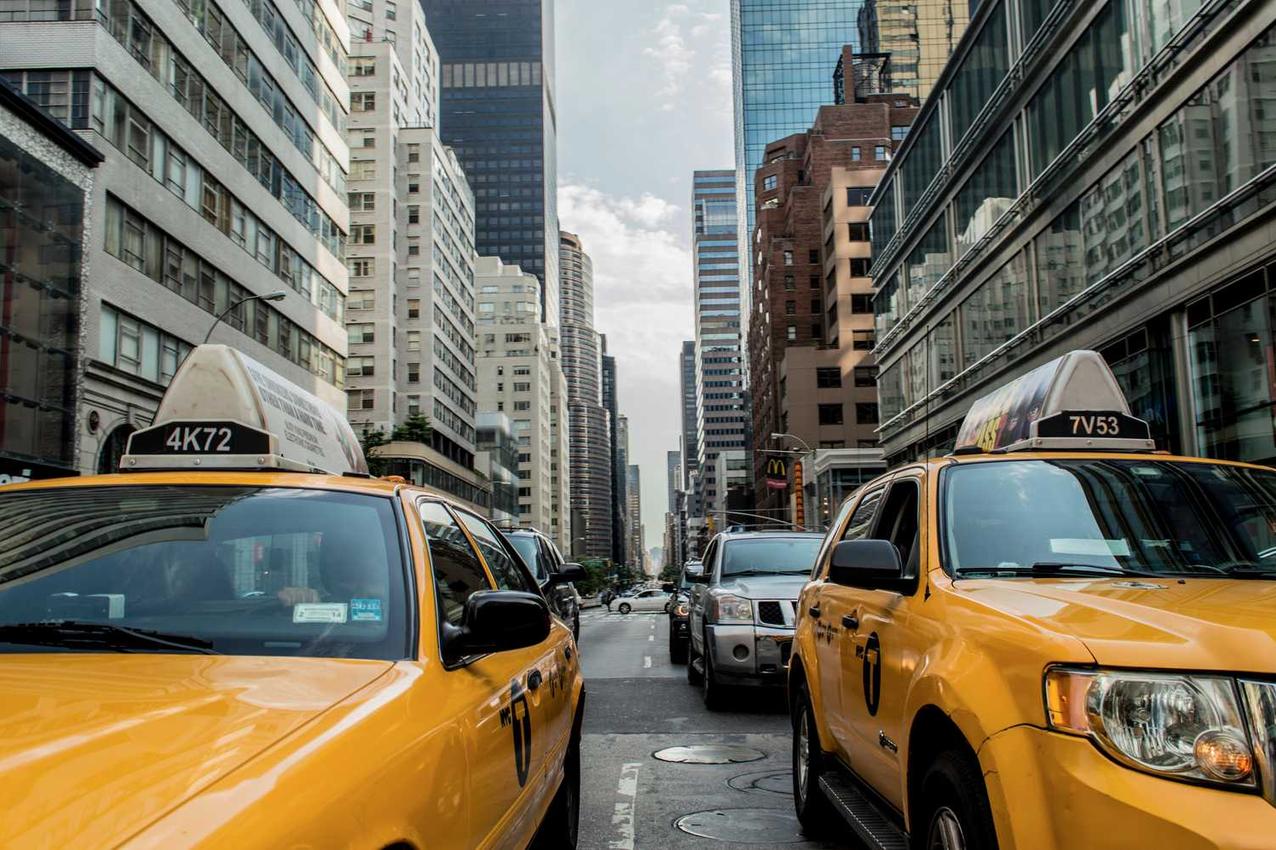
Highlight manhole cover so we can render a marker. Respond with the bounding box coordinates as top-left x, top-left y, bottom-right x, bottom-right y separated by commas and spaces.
727, 769, 793, 796
653, 745, 767, 764
674, 808, 807, 843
